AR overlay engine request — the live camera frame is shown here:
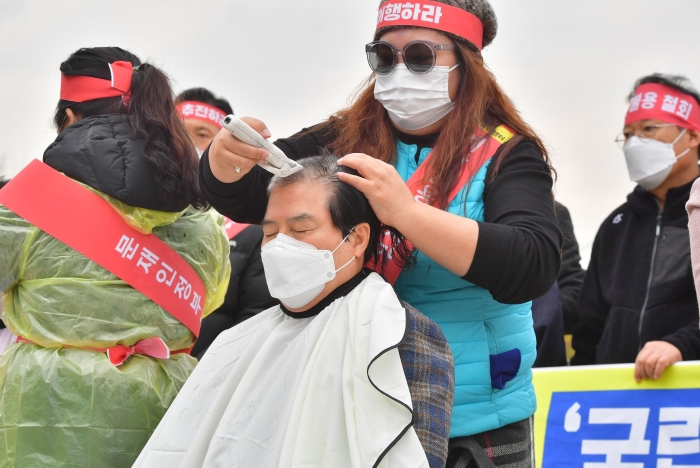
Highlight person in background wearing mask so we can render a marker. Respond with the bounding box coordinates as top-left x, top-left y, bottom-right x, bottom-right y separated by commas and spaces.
572, 74, 700, 383
175, 88, 232, 157
175, 88, 276, 358
201, 1, 561, 465
134, 155, 455, 468
0, 47, 230, 467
